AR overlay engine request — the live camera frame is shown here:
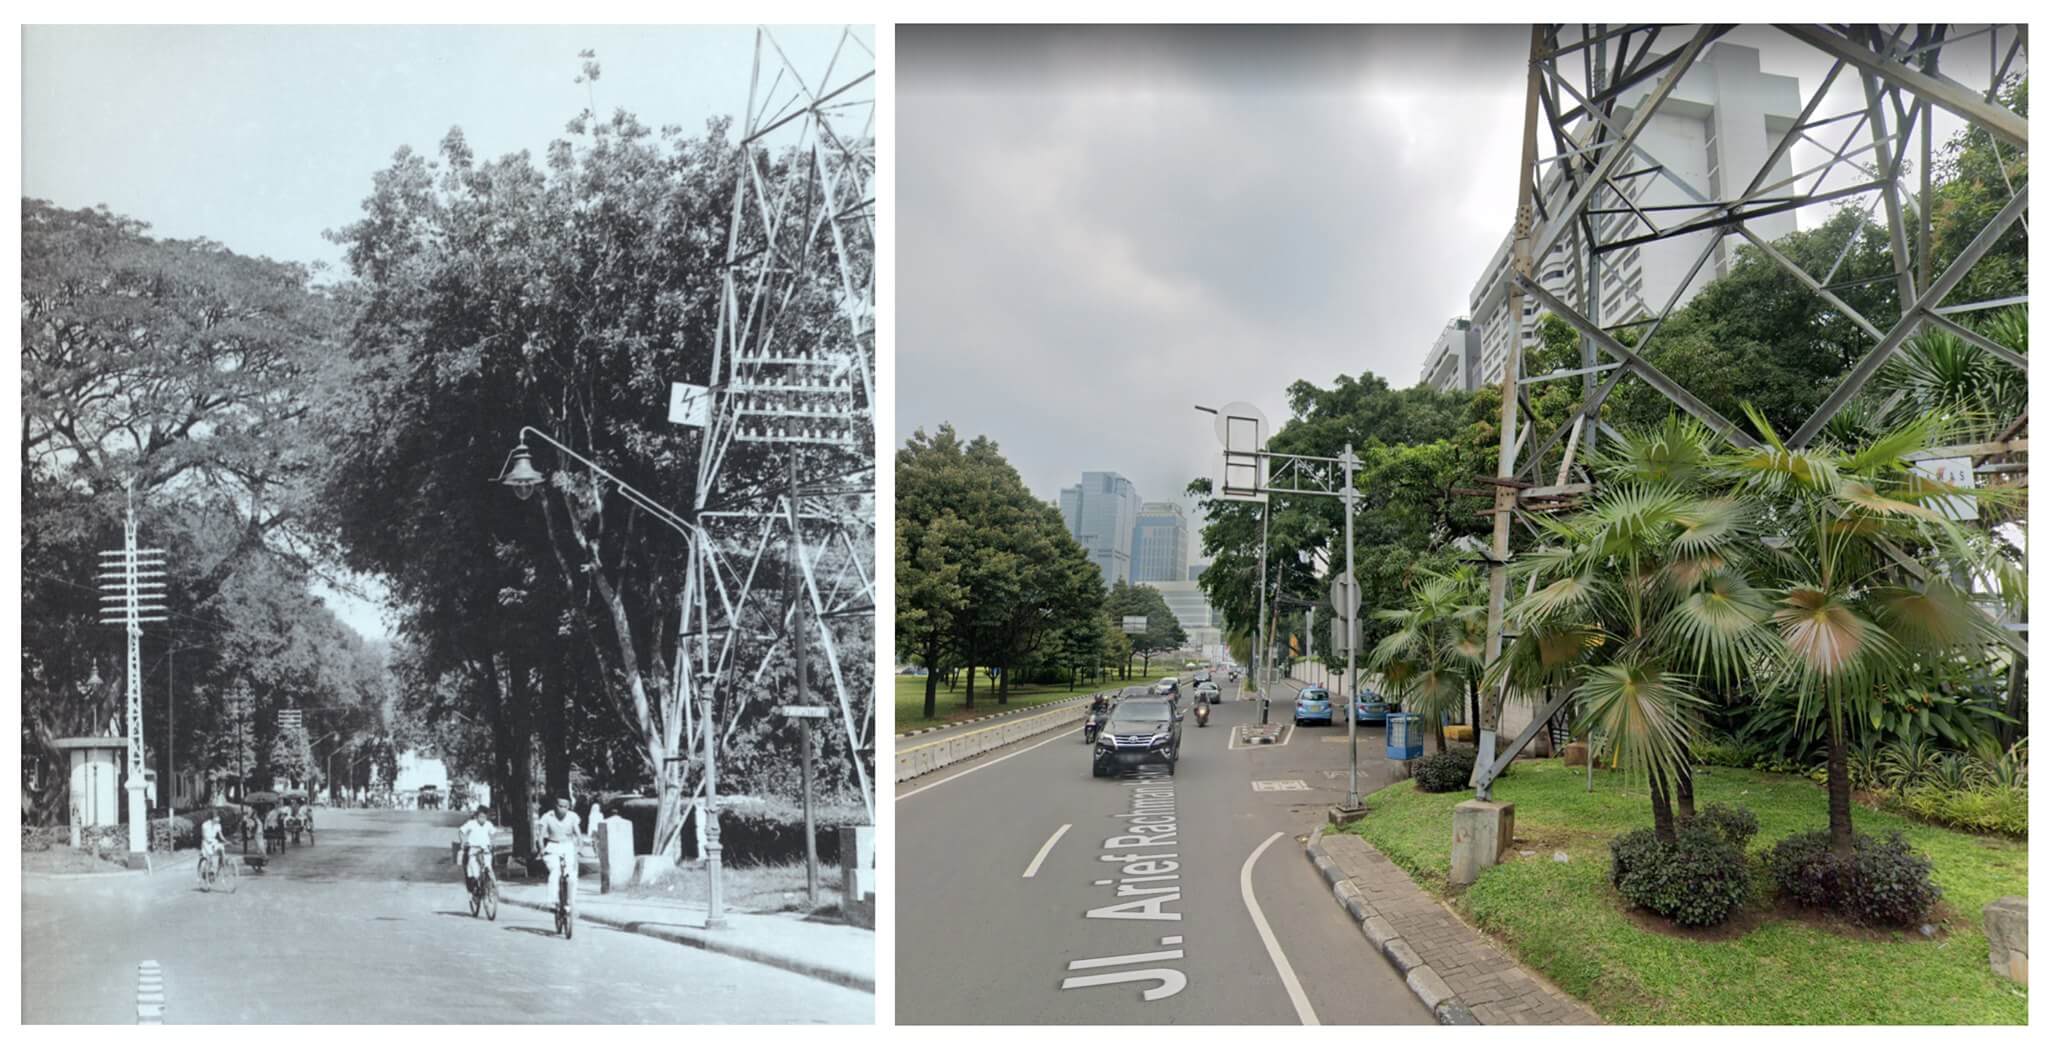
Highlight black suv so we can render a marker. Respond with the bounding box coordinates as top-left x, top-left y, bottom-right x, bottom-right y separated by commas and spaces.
1092, 697, 1182, 777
